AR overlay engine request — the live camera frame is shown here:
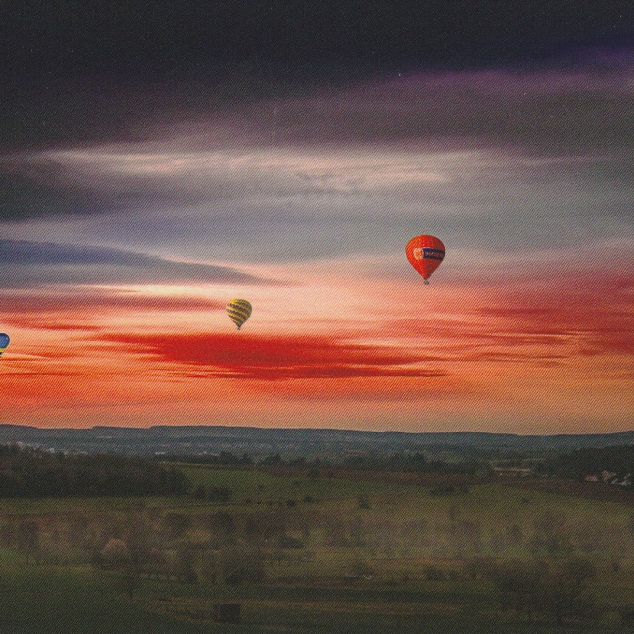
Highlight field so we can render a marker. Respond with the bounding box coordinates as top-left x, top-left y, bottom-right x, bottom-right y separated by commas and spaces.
0, 466, 633, 633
